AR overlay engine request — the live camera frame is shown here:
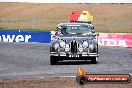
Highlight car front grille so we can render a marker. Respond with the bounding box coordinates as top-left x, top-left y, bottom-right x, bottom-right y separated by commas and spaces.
70, 41, 77, 54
